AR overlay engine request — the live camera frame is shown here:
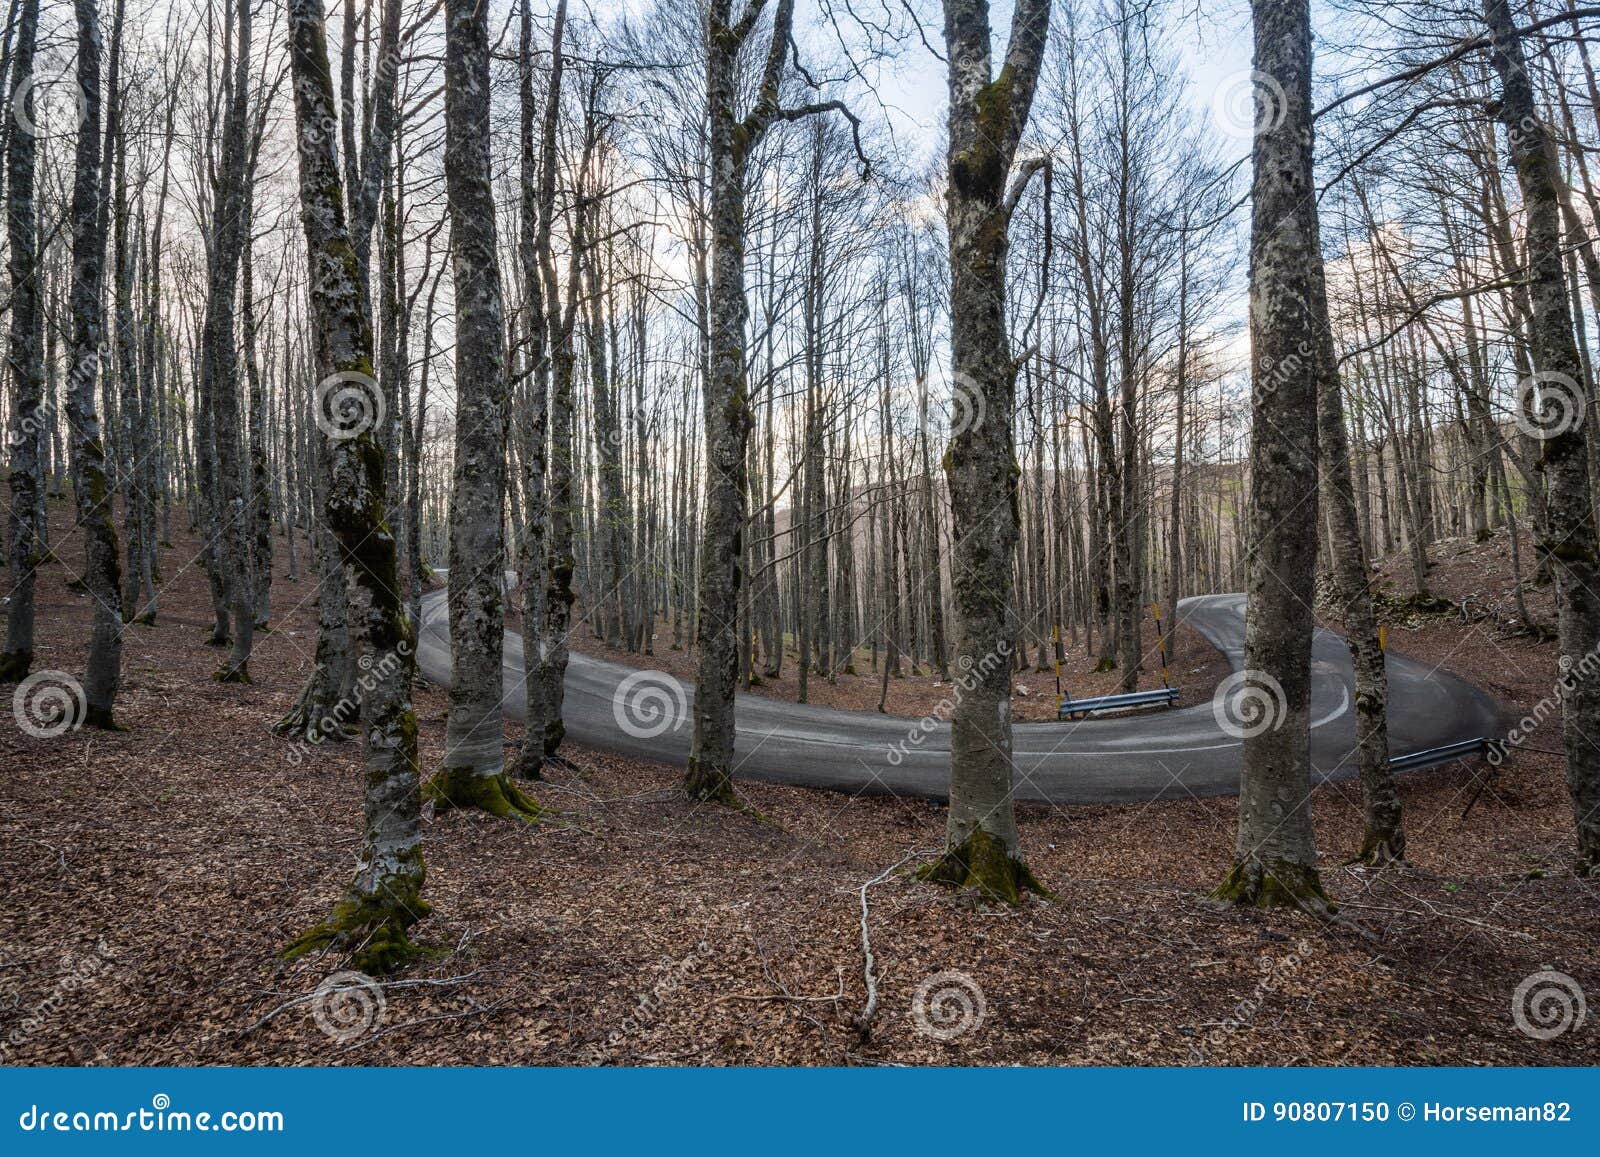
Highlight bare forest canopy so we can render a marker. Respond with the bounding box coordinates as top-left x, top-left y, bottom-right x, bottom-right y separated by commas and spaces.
4, 0, 1600, 963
